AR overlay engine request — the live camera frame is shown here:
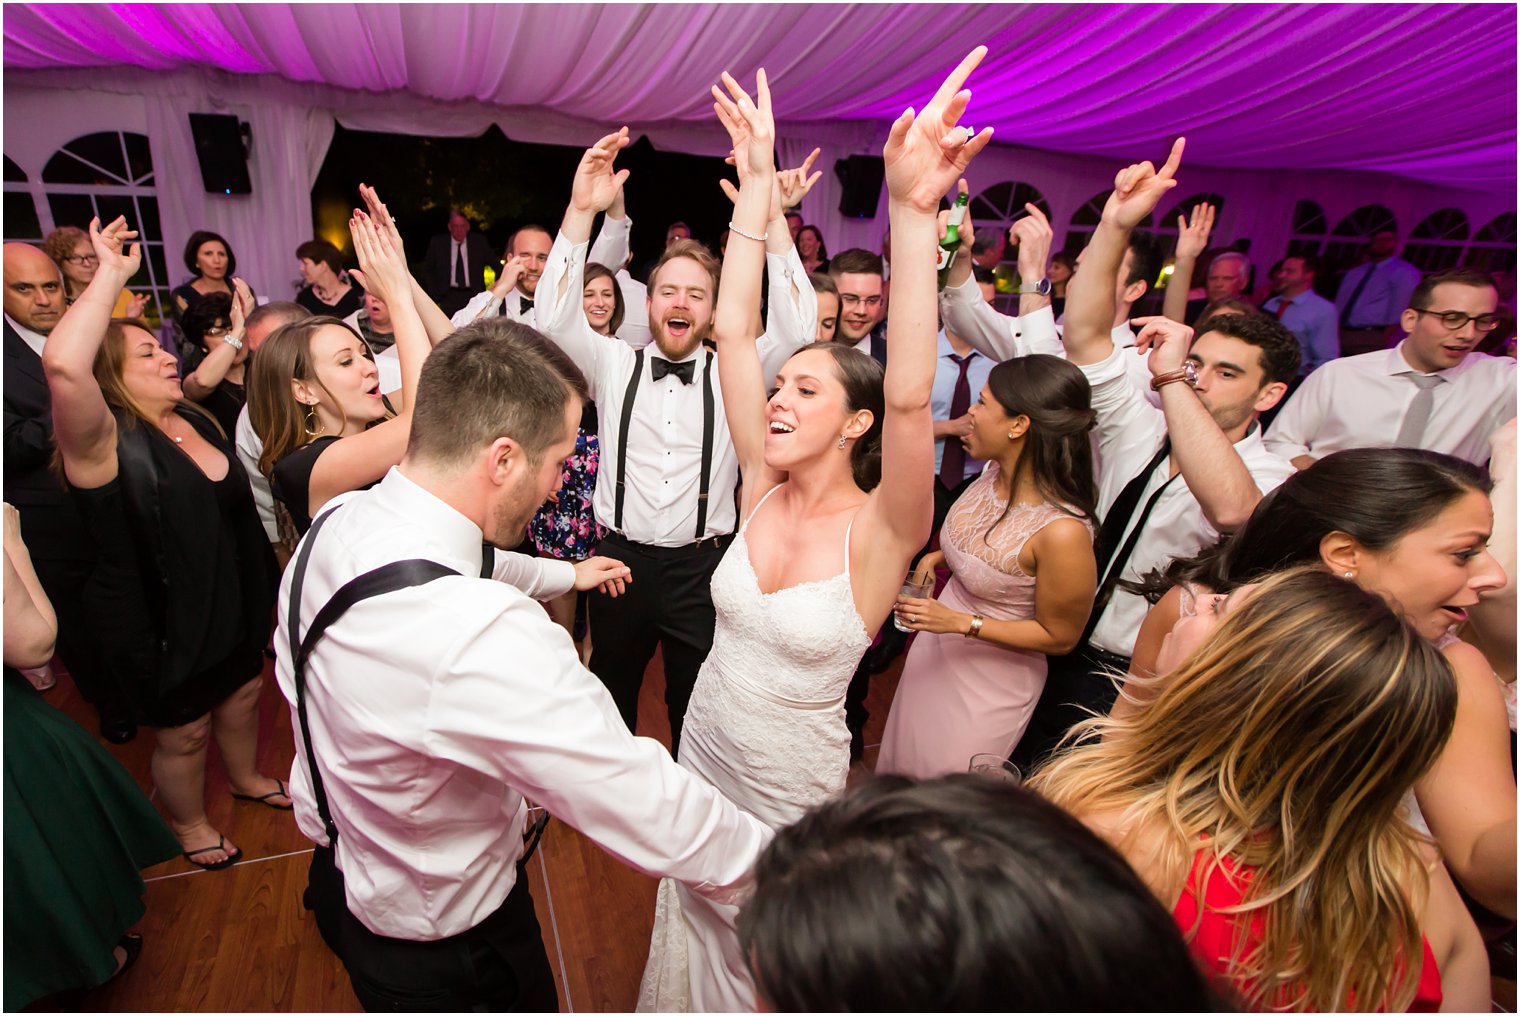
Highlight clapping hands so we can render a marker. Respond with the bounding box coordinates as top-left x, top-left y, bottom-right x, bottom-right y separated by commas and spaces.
883, 46, 995, 214
348, 209, 411, 309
